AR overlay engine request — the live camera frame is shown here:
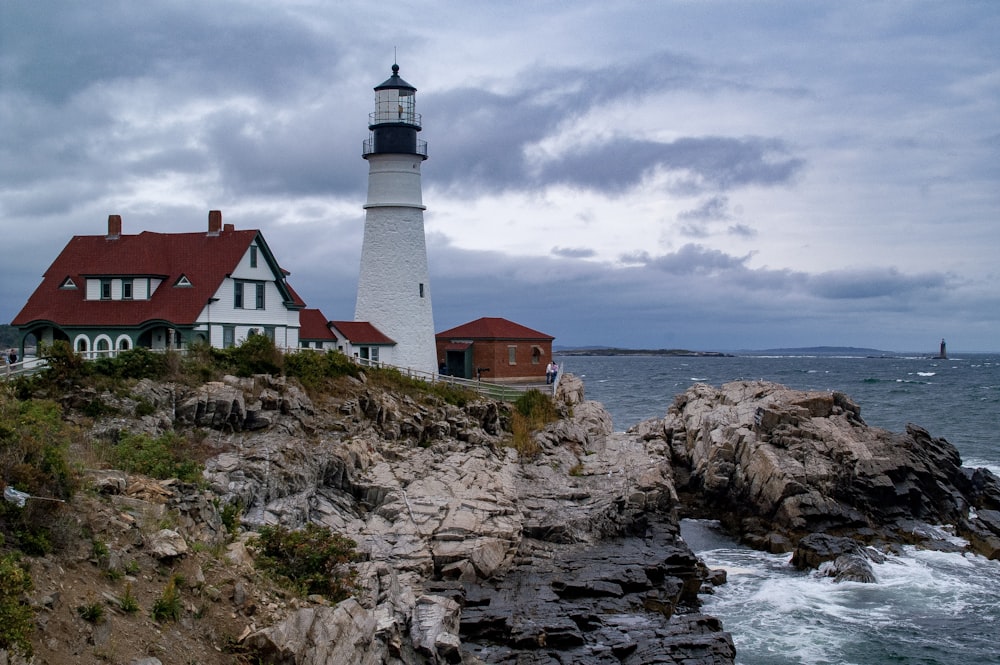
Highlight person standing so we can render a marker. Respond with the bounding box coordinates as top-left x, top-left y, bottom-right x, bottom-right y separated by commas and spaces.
546, 360, 558, 385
